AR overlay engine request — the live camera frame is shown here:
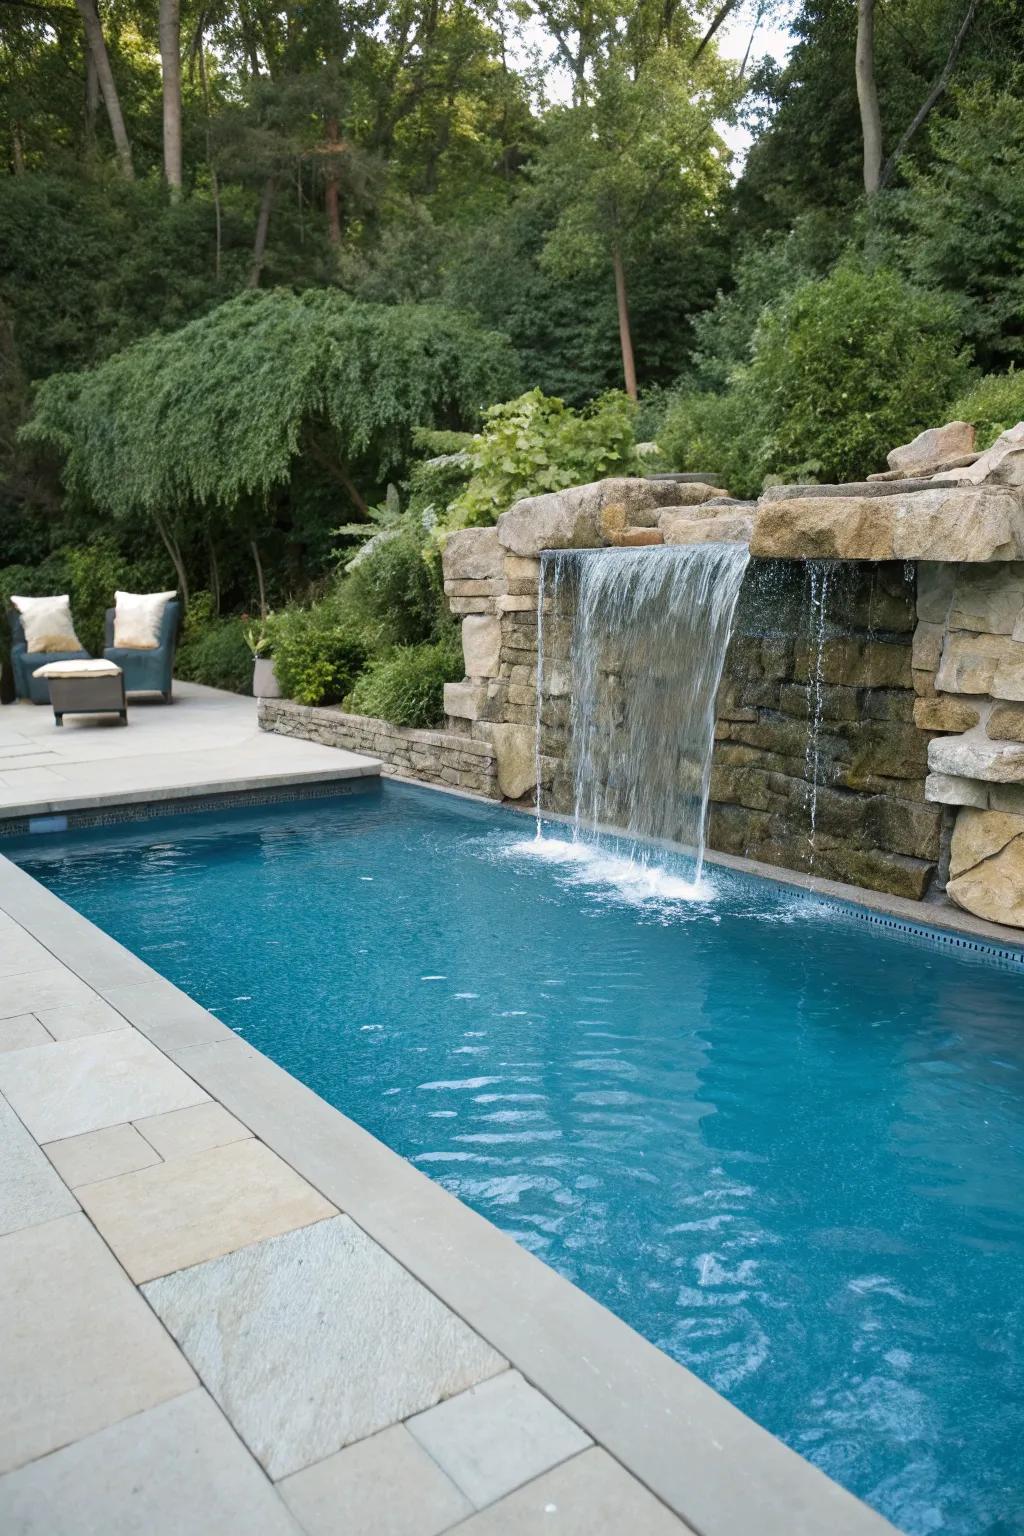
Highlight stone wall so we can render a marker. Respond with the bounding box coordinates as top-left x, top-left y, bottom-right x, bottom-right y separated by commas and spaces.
258, 699, 499, 798
709, 562, 944, 899
441, 543, 945, 900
